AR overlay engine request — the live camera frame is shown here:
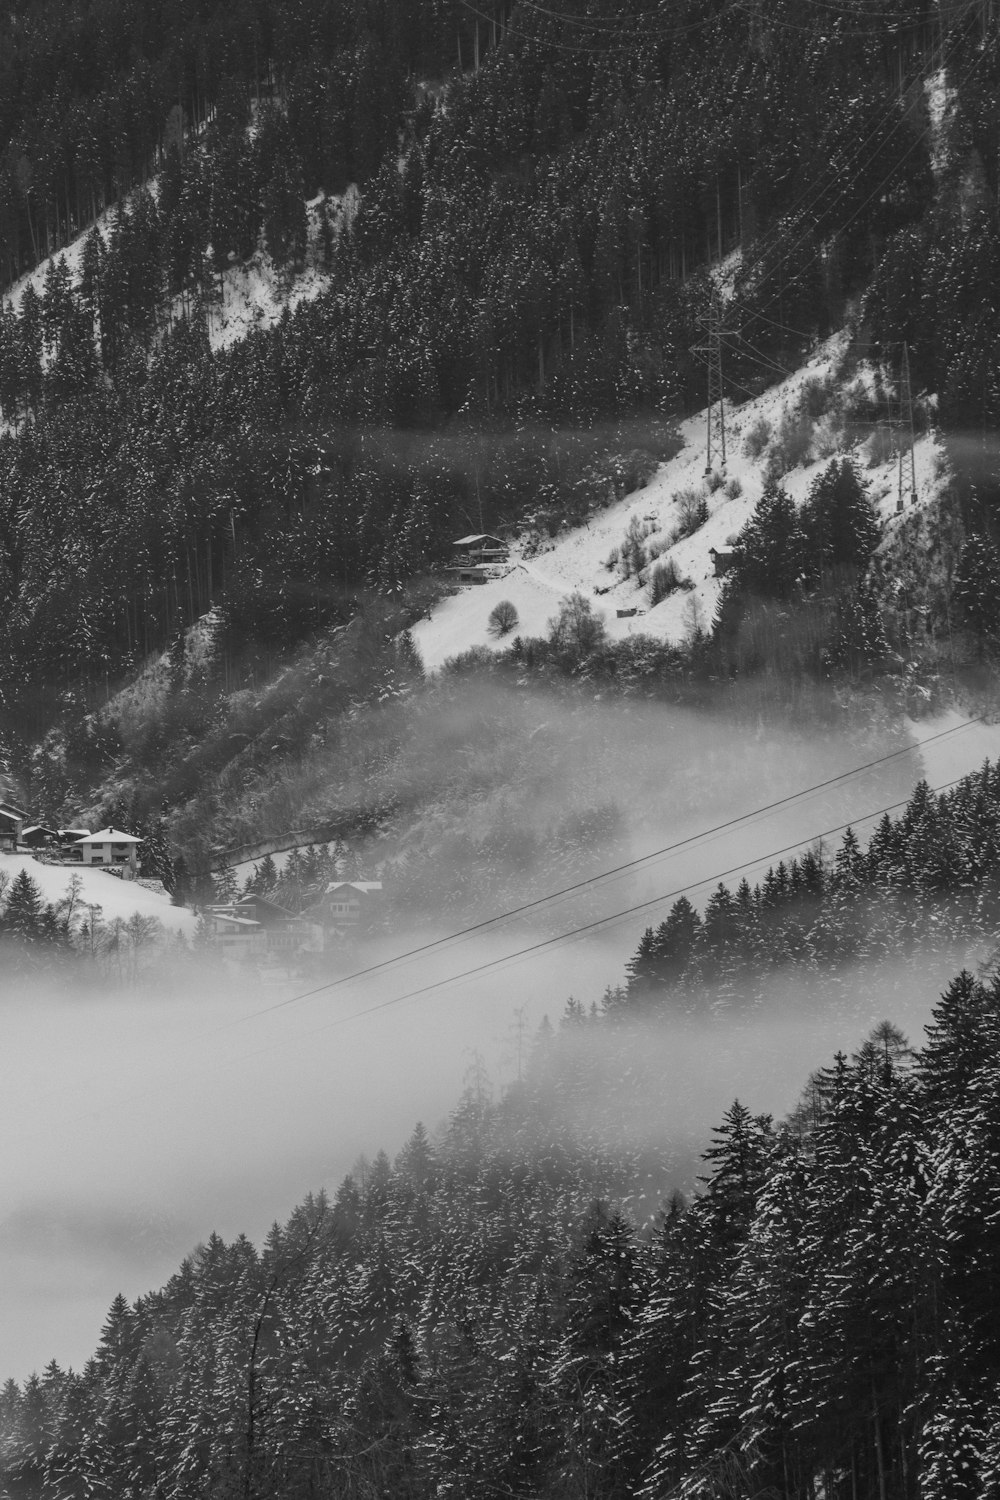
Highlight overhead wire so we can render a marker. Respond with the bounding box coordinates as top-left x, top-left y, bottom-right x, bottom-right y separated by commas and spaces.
457, 0, 926, 62
14, 741, 994, 1152
727, 300, 813, 345
701, 24, 986, 423
462, 0, 976, 379
245, 769, 978, 1046
704, 0, 979, 314
237, 714, 986, 1025
204, 16, 987, 1032
477, 0, 963, 47
717, 332, 792, 380
729, 17, 982, 328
